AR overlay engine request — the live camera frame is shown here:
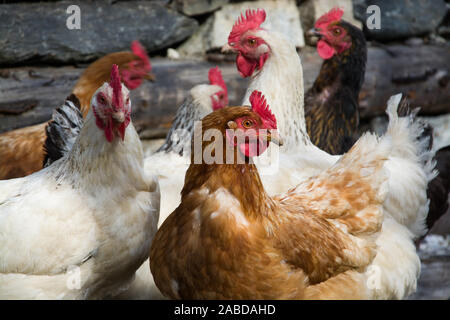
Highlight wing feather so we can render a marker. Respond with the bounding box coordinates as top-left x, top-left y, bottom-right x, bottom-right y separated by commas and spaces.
272, 132, 390, 283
